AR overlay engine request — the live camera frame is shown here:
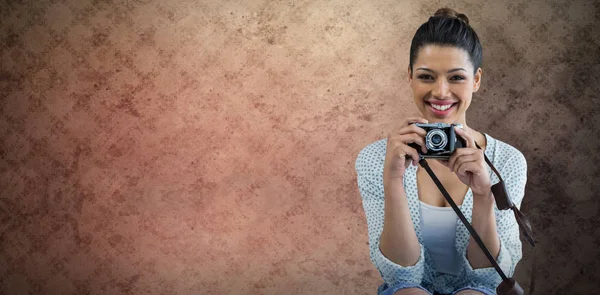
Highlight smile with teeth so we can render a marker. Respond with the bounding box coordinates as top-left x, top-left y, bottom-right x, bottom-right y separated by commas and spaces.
430, 103, 455, 111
